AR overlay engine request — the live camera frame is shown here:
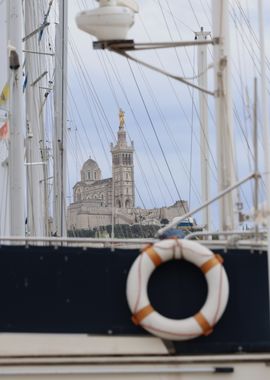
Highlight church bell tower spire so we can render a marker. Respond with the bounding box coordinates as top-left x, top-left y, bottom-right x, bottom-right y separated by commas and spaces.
111, 109, 135, 209
117, 109, 128, 147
